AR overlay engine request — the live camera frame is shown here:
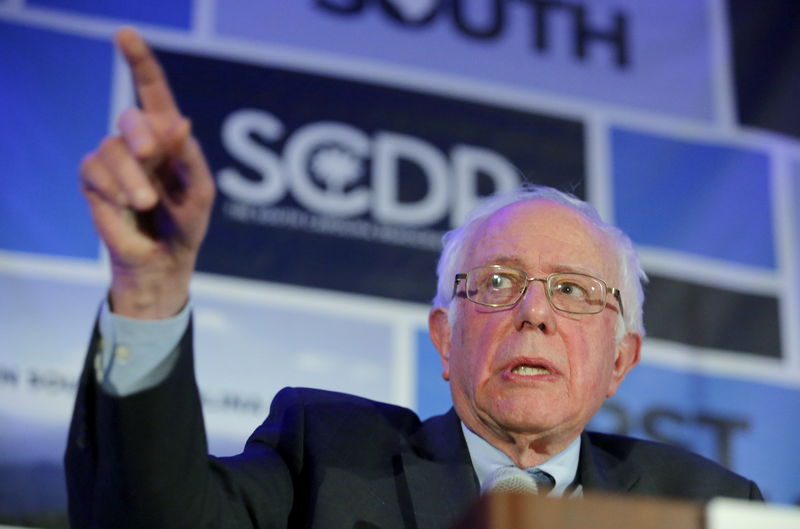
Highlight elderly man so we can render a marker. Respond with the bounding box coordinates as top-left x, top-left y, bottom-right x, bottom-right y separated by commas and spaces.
65, 29, 761, 529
